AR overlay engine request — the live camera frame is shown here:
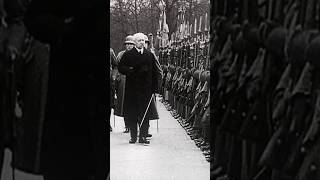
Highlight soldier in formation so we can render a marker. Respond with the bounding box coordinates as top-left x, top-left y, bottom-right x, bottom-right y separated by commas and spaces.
210, 0, 320, 180
158, 11, 211, 163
